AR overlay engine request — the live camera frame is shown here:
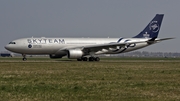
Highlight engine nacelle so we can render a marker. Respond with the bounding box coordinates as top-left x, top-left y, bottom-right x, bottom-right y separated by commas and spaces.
68, 49, 83, 59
